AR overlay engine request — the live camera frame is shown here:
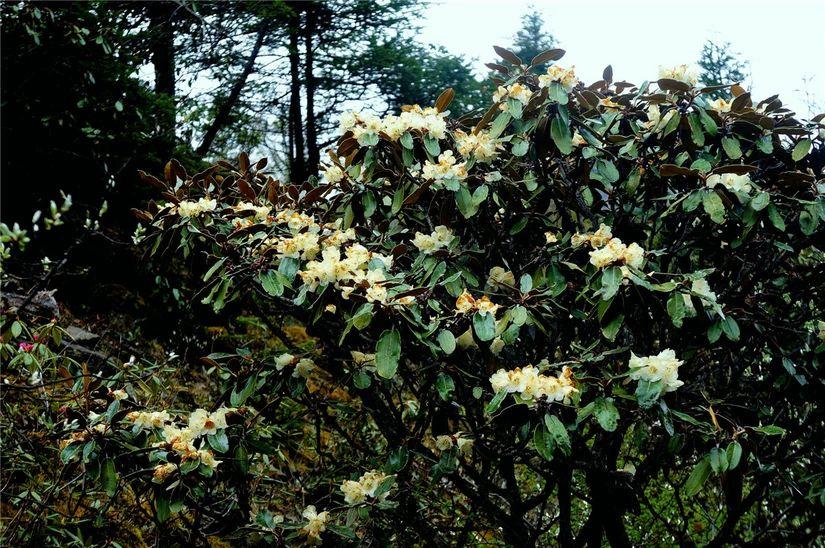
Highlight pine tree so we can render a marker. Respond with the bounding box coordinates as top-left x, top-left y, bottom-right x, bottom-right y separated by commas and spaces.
511, 7, 557, 73
697, 40, 749, 99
